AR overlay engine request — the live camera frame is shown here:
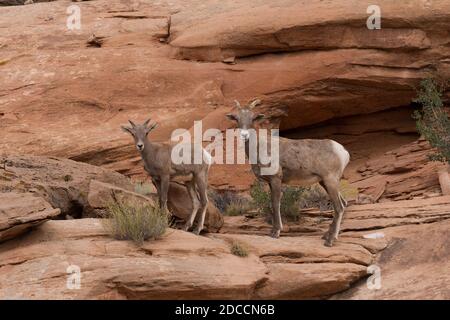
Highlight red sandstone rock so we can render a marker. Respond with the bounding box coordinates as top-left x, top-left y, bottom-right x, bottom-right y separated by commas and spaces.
0, 0, 448, 191
1, 195, 449, 299
0, 192, 60, 242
